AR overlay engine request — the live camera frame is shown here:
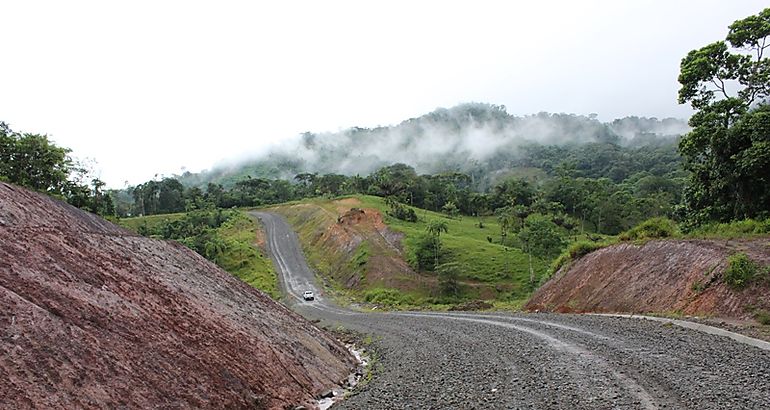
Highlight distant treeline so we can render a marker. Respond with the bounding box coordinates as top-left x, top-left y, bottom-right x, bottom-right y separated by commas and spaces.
120, 140, 685, 236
